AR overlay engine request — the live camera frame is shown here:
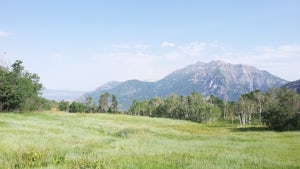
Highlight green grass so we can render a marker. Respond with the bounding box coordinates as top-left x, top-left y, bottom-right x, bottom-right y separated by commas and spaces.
0, 112, 299, 169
